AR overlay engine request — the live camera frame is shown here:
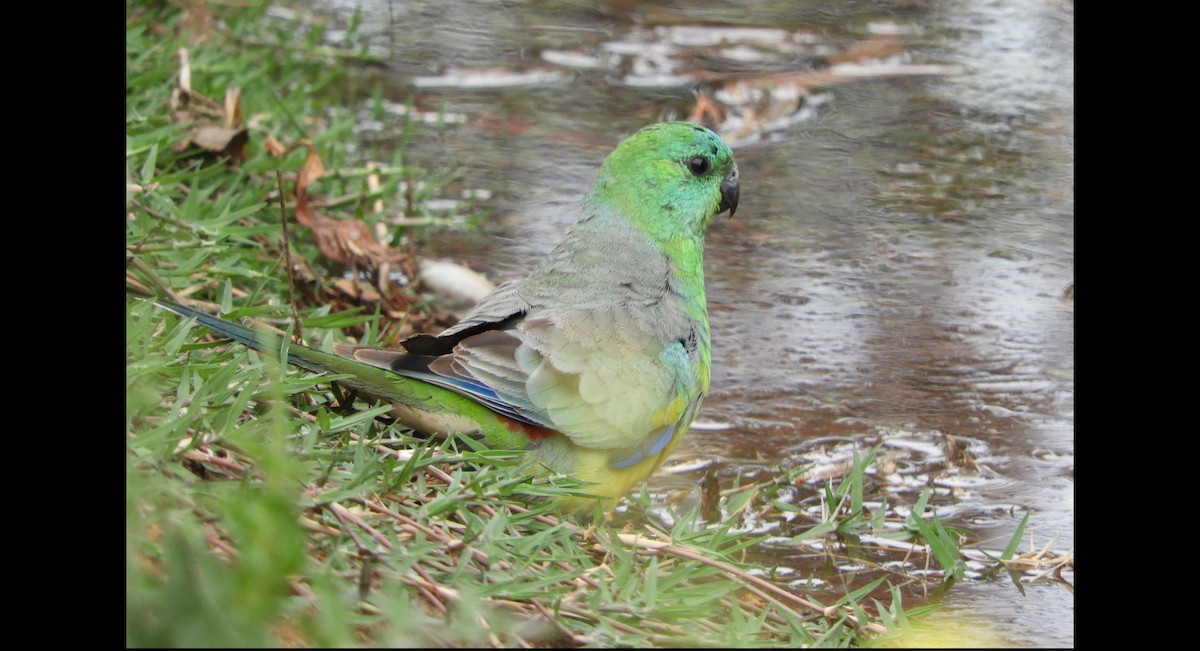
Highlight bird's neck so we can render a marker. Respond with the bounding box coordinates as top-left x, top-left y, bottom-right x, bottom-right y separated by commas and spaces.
578, 192, 711, 320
